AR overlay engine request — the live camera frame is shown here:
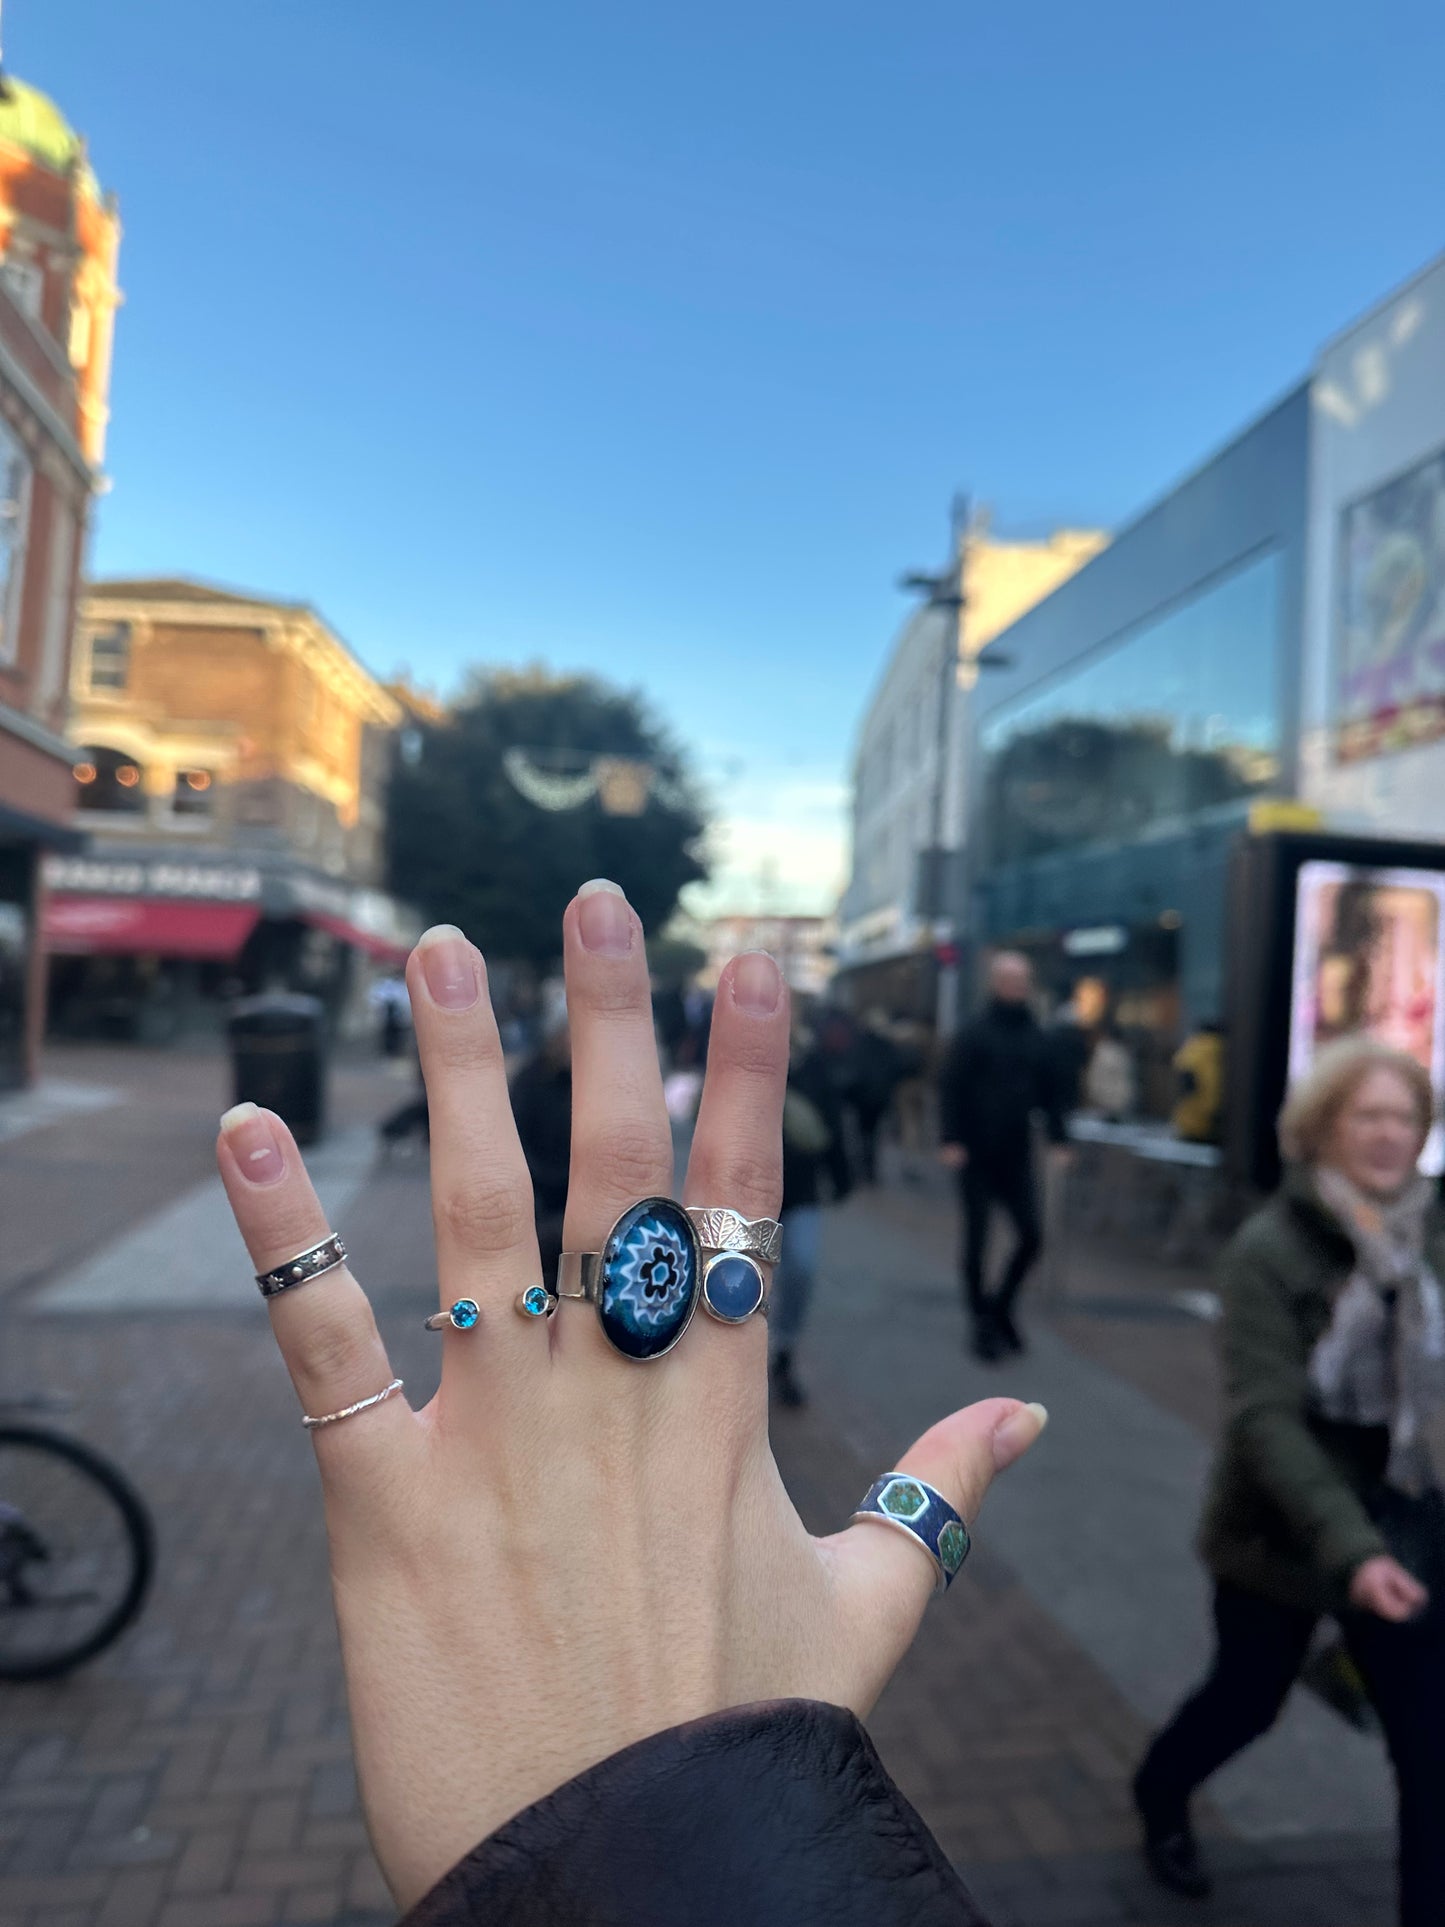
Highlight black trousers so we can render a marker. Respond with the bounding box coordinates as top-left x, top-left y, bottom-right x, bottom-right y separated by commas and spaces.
1136, 1580, 1445, 1927
958, 1158, 1041, 1318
